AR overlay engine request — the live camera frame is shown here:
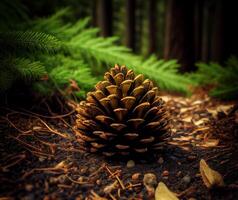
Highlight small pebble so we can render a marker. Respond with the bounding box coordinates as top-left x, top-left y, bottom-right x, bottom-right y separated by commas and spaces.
38, 157, 46, 162
176, 171, 182, 177
80, 167, 88, 174
162, 170, 169, 177
96, 179, 101, 185
127, 160, 135, 168
182, 175, 191, 185
132, 173, 141, 181
77, 176, 84, 182
143, 173, 157, 188
25, 184, 33, 192
157, 157, 164, 164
